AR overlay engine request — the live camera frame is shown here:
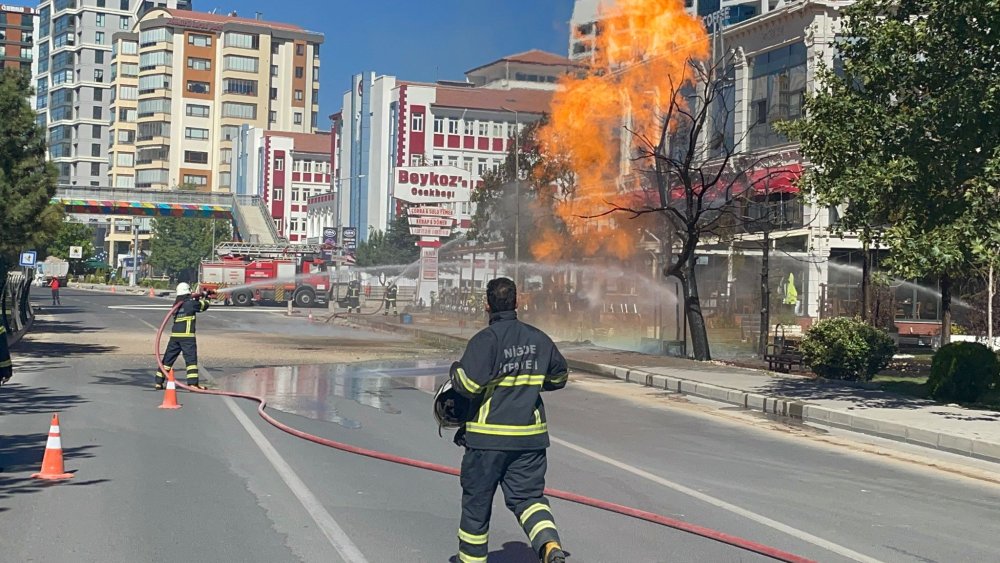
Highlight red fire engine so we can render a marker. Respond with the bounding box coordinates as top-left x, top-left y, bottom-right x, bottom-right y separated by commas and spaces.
199, 242, 347, 307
